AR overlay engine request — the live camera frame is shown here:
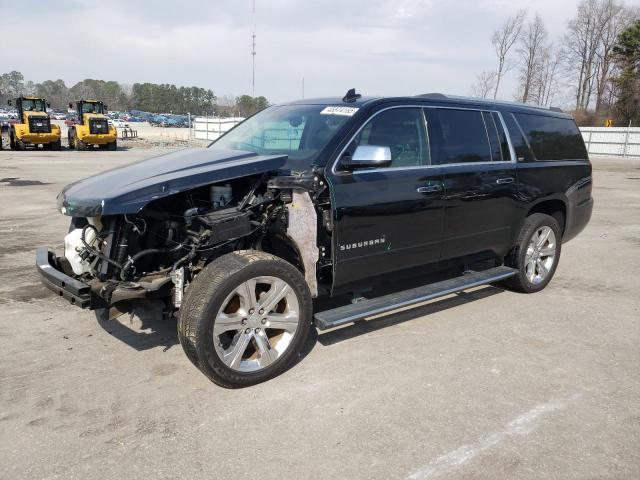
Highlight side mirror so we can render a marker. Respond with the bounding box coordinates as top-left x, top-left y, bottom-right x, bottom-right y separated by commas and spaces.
7, 100, 12, 106
342, 145, 392, 170
47, 102, 51, 108
68, 102, 73, 109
